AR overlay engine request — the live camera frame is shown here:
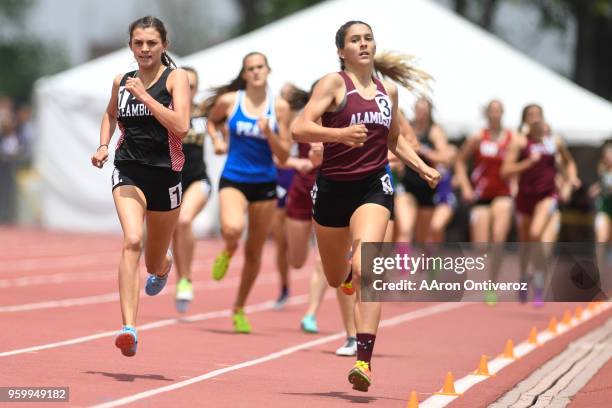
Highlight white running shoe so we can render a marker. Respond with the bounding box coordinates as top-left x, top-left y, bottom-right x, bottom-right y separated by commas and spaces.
335, 336, 357, 356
